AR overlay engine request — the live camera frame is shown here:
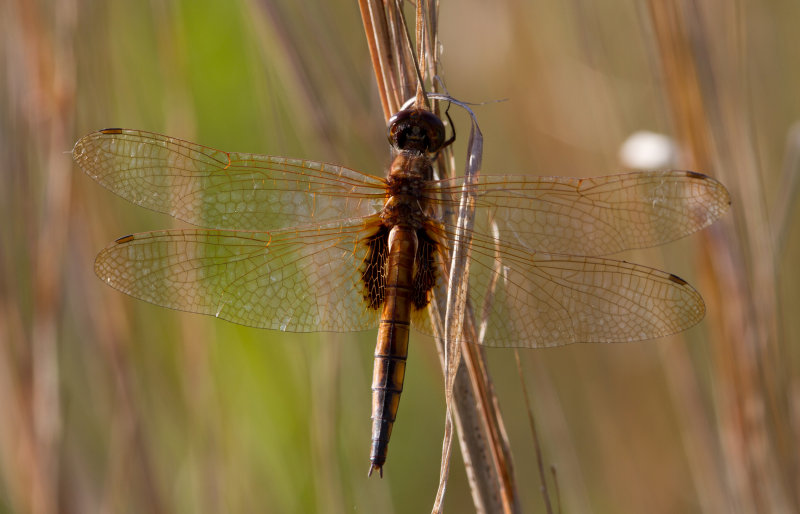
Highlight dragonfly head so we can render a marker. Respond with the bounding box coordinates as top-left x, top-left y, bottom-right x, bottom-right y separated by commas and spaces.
387, 108, 446, 154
